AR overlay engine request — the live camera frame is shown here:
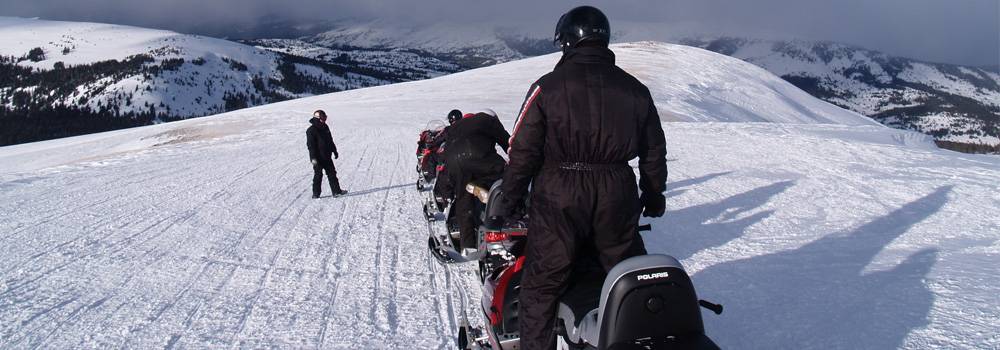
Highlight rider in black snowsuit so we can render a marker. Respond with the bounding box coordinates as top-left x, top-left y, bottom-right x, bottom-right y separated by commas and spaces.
432, 109, 464, 211
307, 110, 346, 198
497, 6, 668, 349
444, 111, 510, 251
